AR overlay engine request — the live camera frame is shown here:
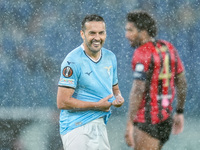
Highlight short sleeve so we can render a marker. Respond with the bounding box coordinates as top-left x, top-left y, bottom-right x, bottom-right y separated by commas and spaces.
58, 57, 80, 88
132, 49, 151, 80
175, 50, 185, 75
